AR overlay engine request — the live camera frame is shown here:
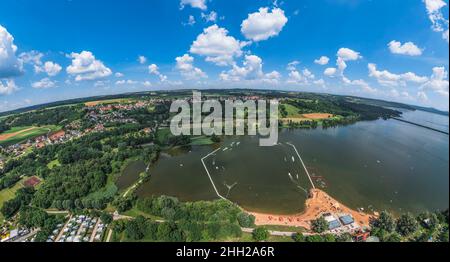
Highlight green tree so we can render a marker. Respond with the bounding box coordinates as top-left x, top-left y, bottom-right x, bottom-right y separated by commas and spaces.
322, 234, 336, 242
100, 212, 113, 224
237, 212, 255, 228
418, 212, 439, 229
293, 233, 305, 242
385, 232, 402, 242
372, 211, 396, 232
252, 227, 269, 242
125, 216, 147, 240
210, 134, 221, 143
336, 233, 352, 242
311, 217, 328, 233
396, 213, 419, 236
